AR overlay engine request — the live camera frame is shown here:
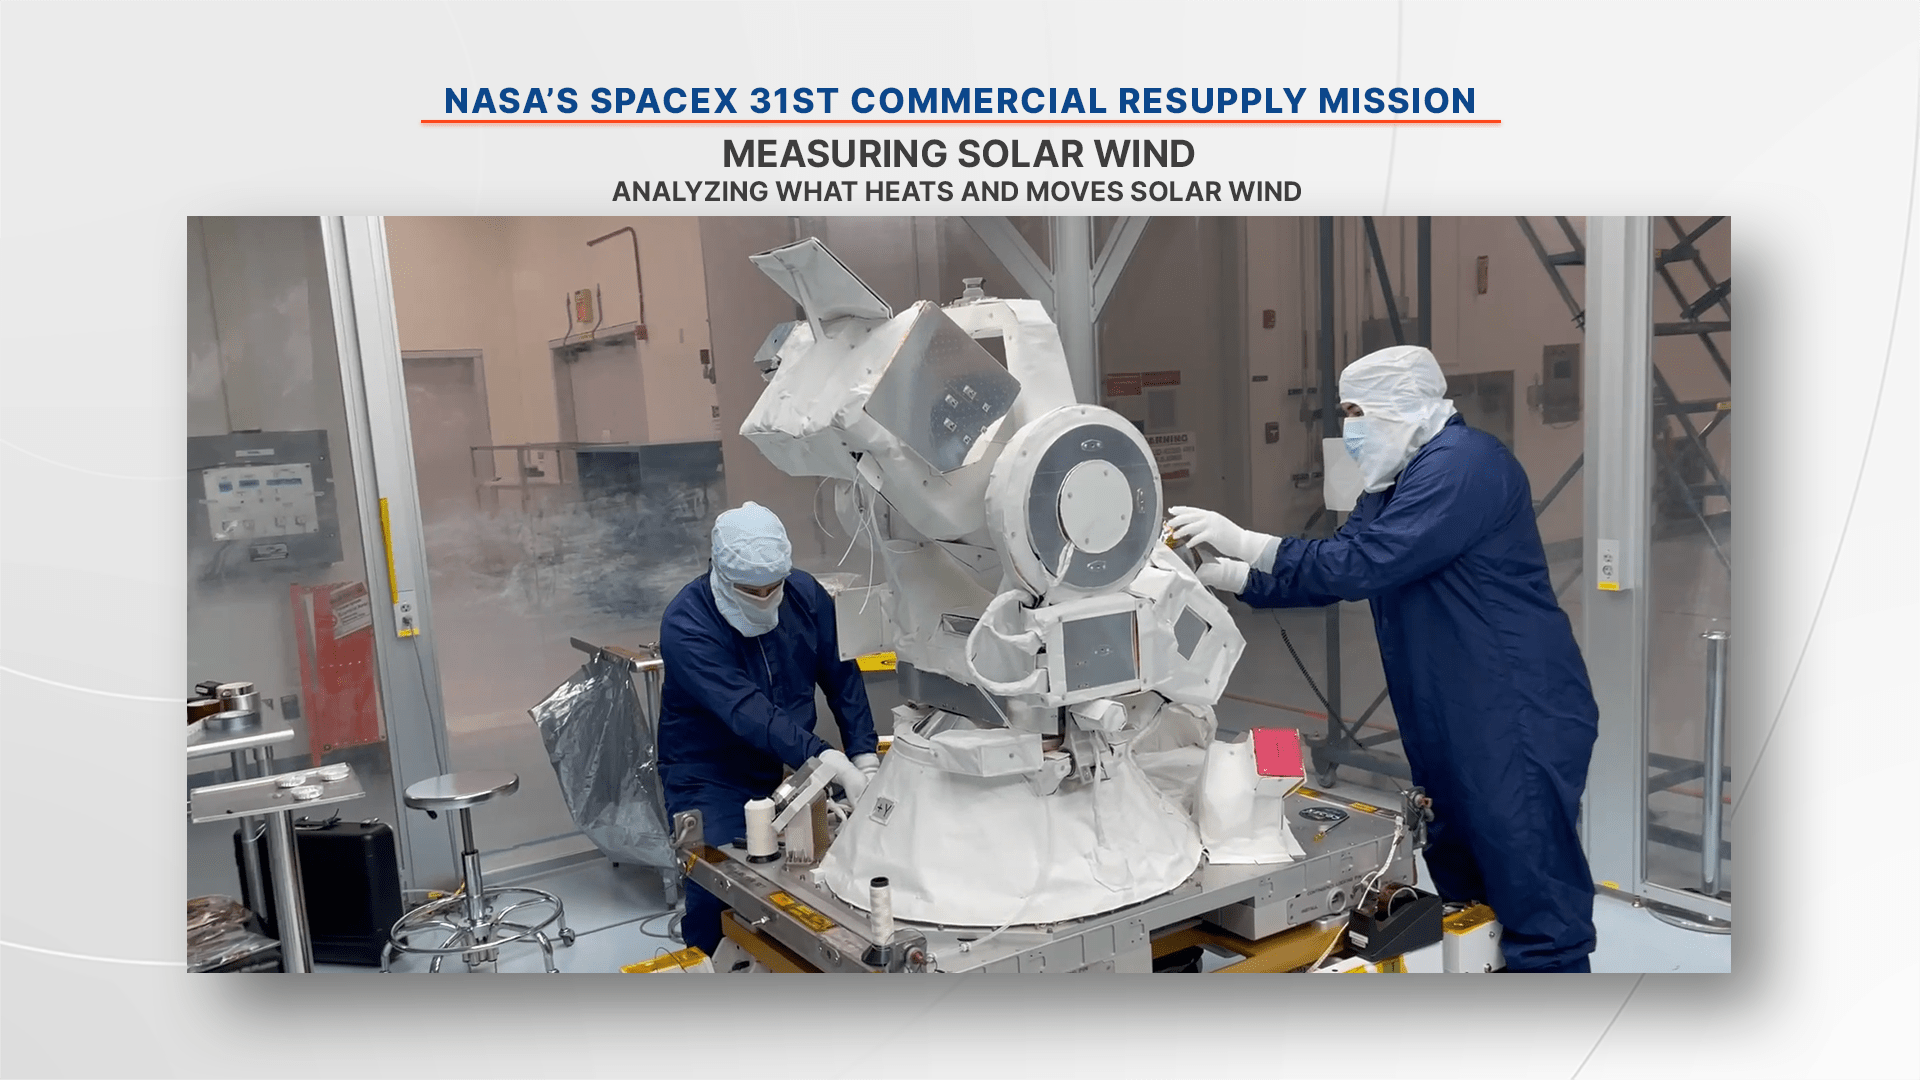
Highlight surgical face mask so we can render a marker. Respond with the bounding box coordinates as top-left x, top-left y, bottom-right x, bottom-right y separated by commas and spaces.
735, 581, 785, 611
1342, 416, 1370, 461
712, 570, 785, 637
1346, 415, 1423, 493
